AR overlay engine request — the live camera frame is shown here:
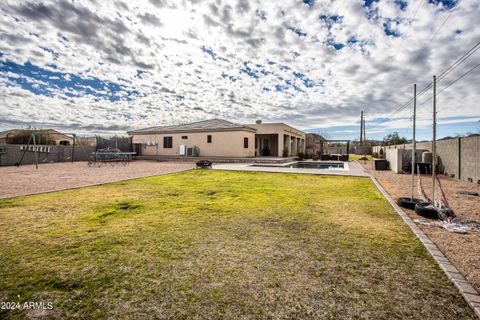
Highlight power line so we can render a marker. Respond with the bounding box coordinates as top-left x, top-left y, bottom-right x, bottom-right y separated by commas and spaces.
394, 0, 462, 90
381, 38, 480, 120
423, 62, 480, 110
